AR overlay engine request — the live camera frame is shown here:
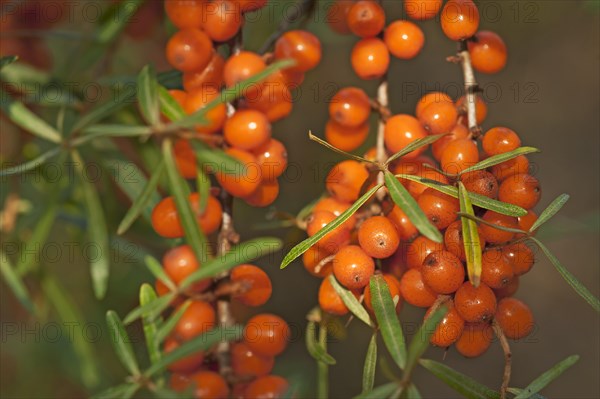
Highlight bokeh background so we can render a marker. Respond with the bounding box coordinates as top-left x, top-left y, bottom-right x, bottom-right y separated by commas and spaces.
1, 0, 599, 398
